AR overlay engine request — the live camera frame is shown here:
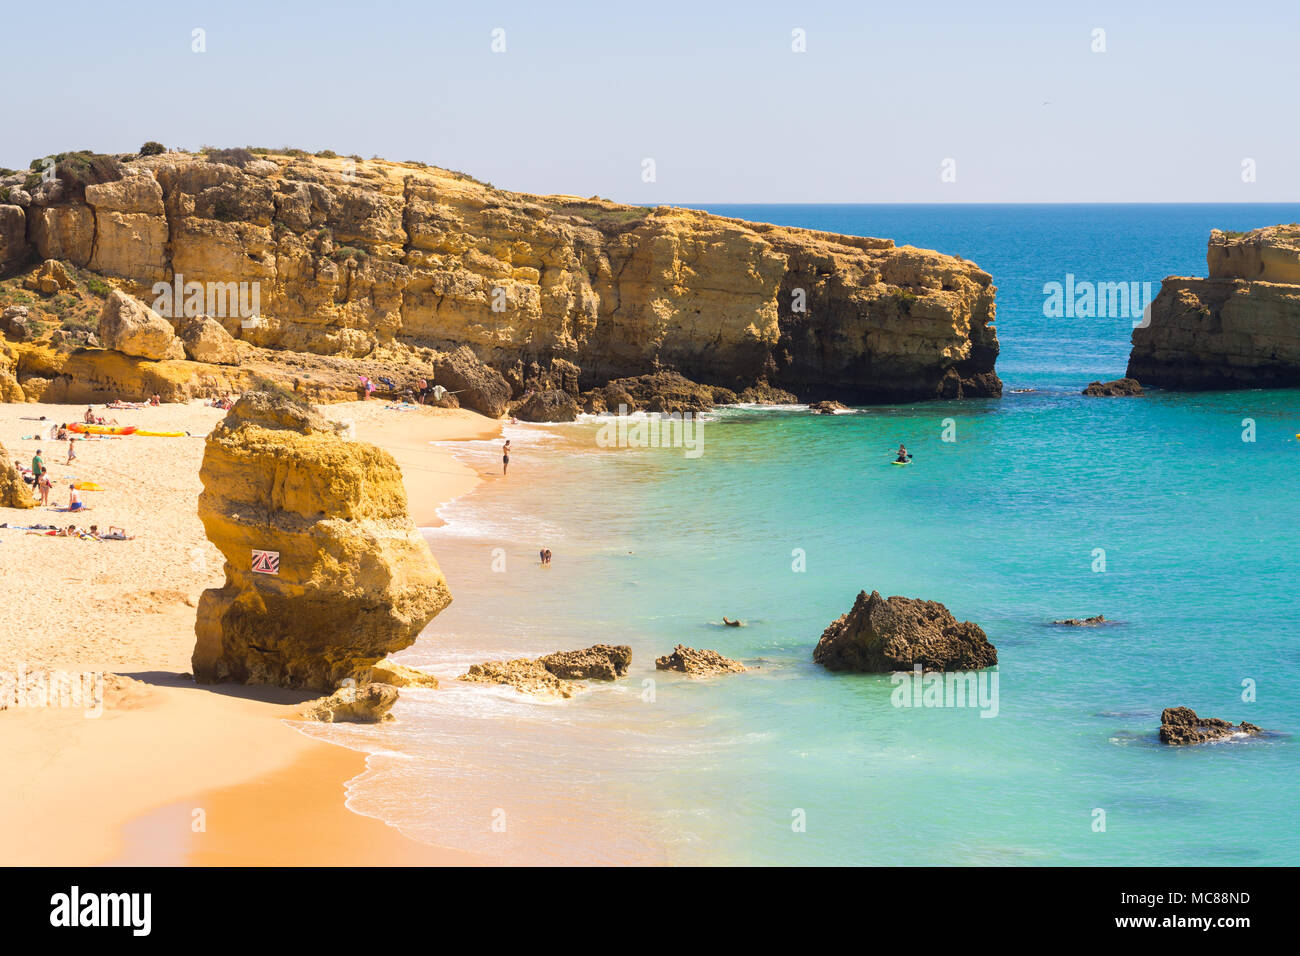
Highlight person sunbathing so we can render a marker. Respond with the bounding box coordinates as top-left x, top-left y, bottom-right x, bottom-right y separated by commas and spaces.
99, 526, 135, 540
67, 488, 86, 512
